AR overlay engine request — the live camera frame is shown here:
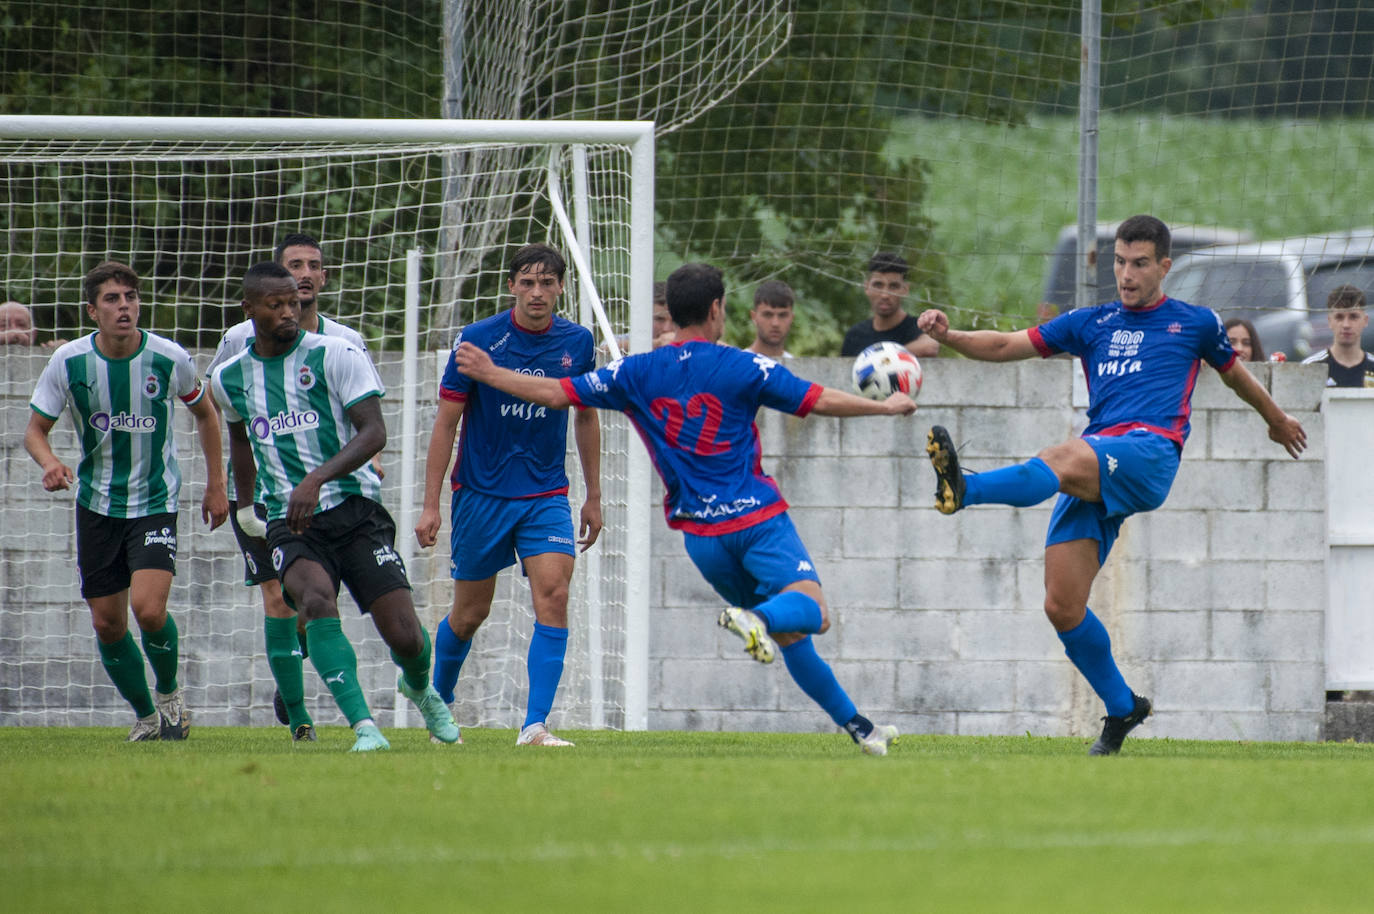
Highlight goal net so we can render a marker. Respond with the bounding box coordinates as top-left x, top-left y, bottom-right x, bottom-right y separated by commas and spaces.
0, 116, 653, 731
